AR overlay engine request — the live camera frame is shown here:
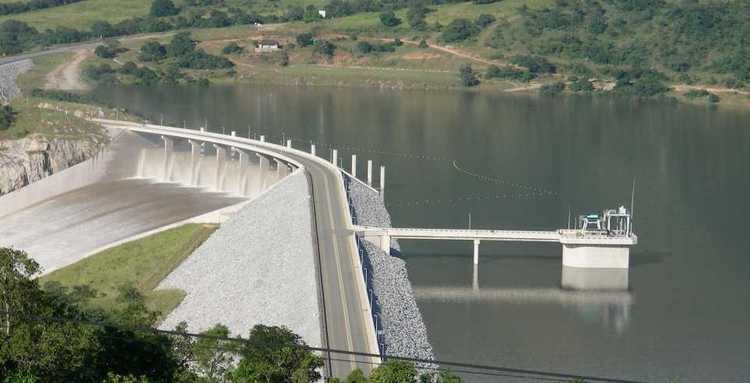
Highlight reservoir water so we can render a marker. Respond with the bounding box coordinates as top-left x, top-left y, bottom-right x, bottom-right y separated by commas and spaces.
92, 85, 750, 382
